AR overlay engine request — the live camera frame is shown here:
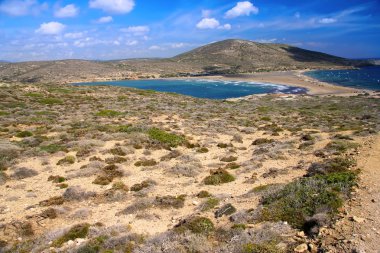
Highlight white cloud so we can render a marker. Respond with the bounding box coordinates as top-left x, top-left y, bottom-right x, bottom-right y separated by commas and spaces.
120, 26, 150, 35
196, 18, 220, 29
126, 40, 138, 46
89, 0, 135, 14
149, 45, 161, 50
64, 32, 84, 39
54, 4, 79, 18
96, 16, 113, 23
256, 38, 277, 43
170, 43, 186, 48
219, 24, 232, 30
318, 18, 337, 24
0, 0, 48, 16
225, 1, 259, 19
36, 22, 66, 35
